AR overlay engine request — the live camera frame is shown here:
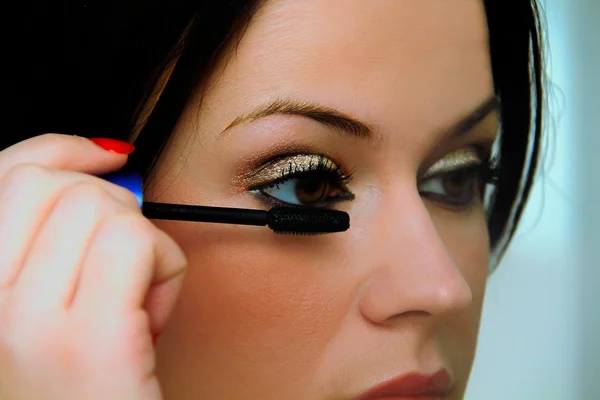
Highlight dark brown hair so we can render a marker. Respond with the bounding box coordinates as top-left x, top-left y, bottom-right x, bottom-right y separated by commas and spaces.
4, 0, 545, 265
